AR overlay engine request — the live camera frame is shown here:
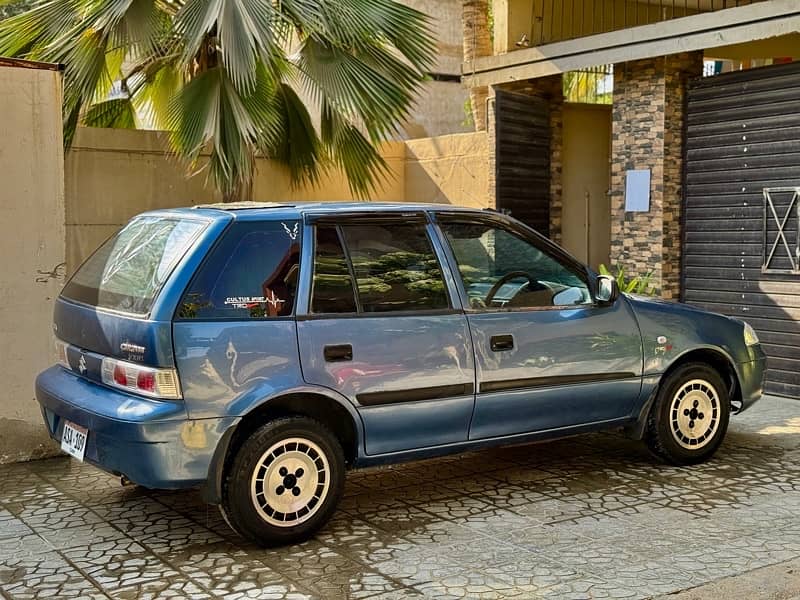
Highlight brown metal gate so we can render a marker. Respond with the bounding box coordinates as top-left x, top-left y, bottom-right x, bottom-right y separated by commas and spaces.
682, 61, 800, 398
495, 90, 551, 236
